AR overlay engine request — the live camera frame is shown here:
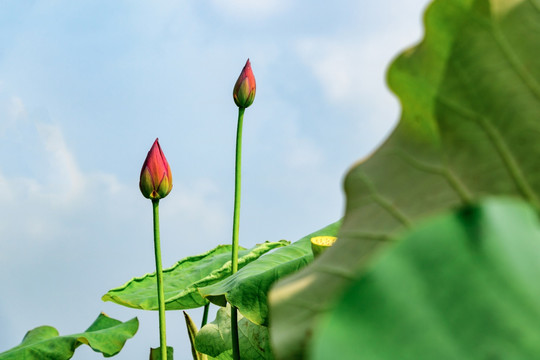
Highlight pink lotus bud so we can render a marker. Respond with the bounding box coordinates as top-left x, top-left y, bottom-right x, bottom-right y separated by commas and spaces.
139, 139, 173, 200
233, 59, 256, 108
